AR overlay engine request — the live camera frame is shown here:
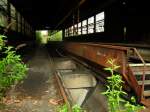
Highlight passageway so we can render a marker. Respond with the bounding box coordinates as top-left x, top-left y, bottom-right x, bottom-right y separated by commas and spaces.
1, 45, 62, 112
